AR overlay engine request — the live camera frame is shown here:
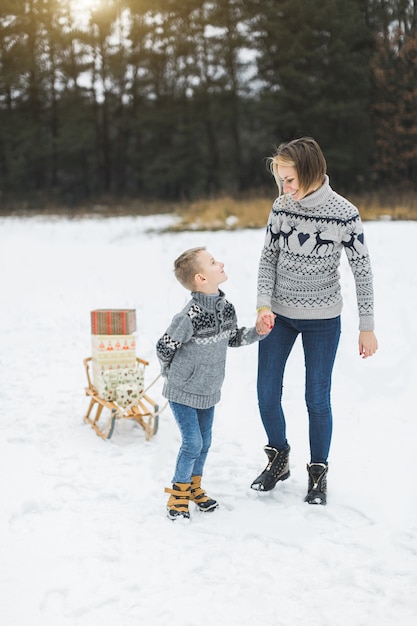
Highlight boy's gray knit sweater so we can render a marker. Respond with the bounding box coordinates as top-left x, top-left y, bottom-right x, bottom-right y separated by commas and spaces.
156, 290, 263, 409
257, 176, 374, 331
